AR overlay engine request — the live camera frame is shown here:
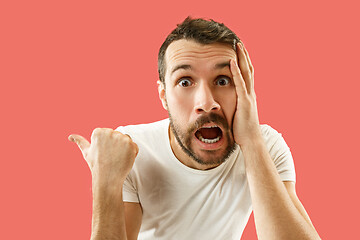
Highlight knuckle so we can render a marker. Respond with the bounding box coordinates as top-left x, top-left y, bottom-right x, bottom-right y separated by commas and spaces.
112, 130, 122, 140
92, 128, 102, 136
101, 128, 111, 135
105, 128, 113, 133
93, 128, 113, 136
115, 133, 131, 145
123, 135, 132, 145
124, 137, 137, 151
